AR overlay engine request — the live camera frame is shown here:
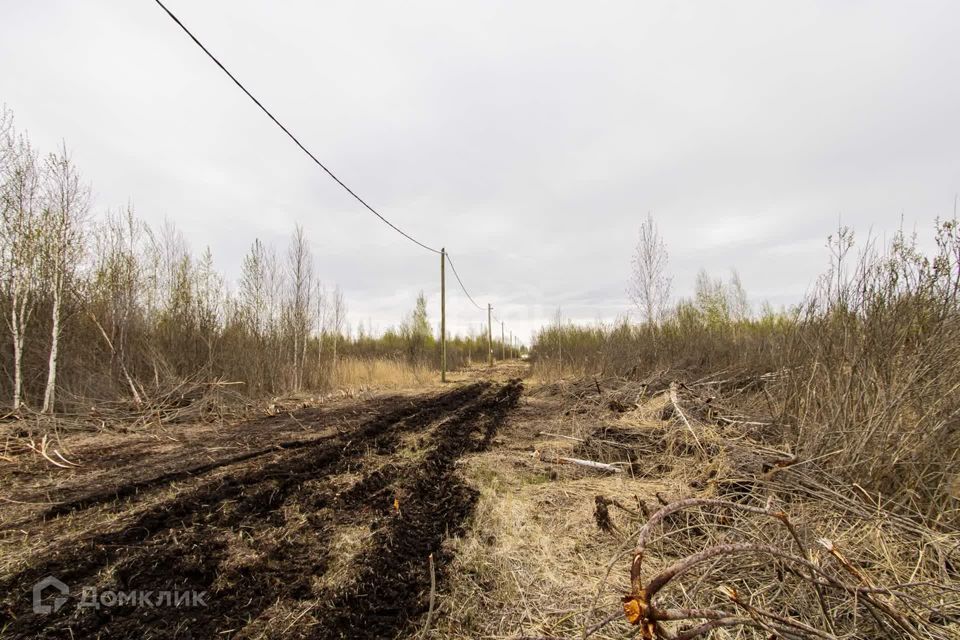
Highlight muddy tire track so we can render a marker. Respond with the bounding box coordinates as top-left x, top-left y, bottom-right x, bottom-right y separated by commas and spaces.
314, 379, 524, 639
36, 386, 480, 522
0, 380, 521, 639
